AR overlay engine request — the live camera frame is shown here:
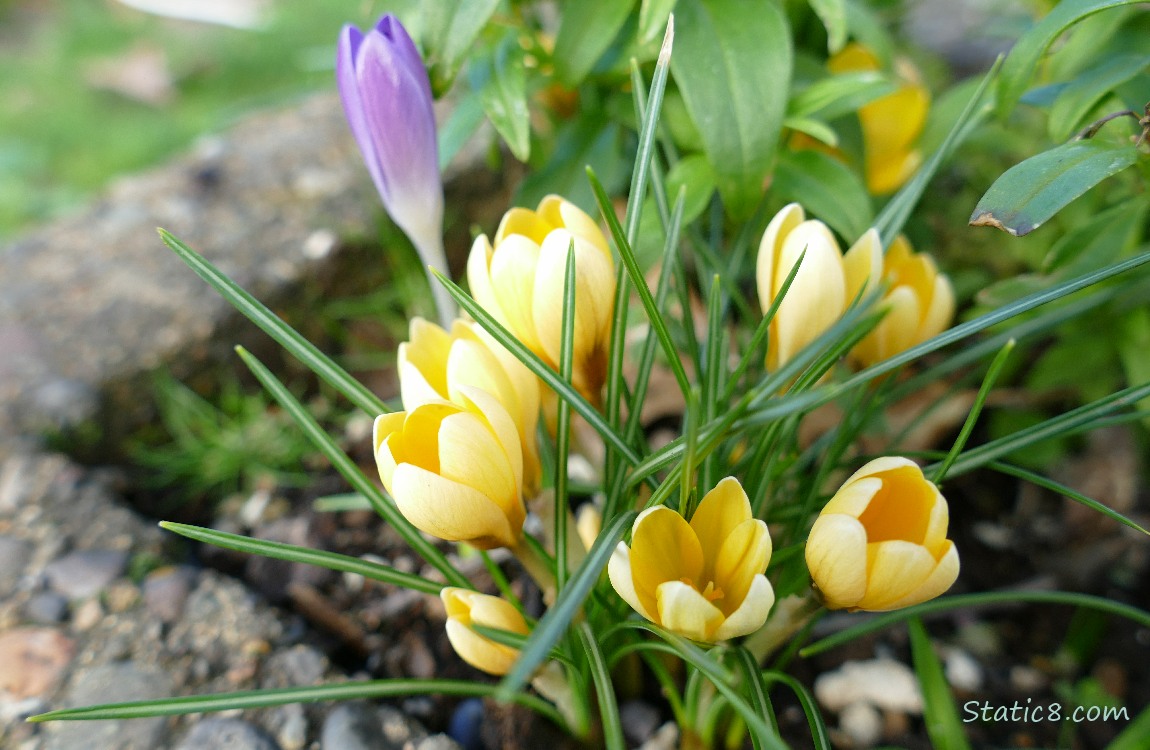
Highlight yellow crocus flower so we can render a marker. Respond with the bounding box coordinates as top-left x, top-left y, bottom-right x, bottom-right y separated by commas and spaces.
828, 43, 929, 195
467, 195, 615, 401
756, 203, 881, 372
373, 387, 524, 550
805, 457, 959, 611
441, 588, 528, 675
847, 235, 955, 368
399, 317, 542, 494
608, 477, 775, 642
